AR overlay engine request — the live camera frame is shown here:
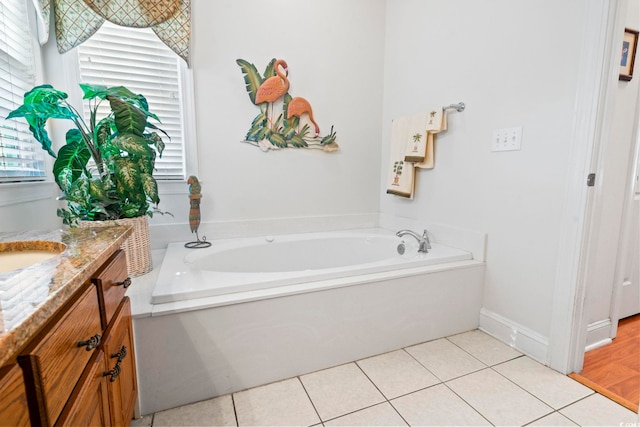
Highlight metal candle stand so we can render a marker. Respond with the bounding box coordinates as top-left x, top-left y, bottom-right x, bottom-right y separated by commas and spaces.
184, 175, 212, 249
185, 233, 211, 249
